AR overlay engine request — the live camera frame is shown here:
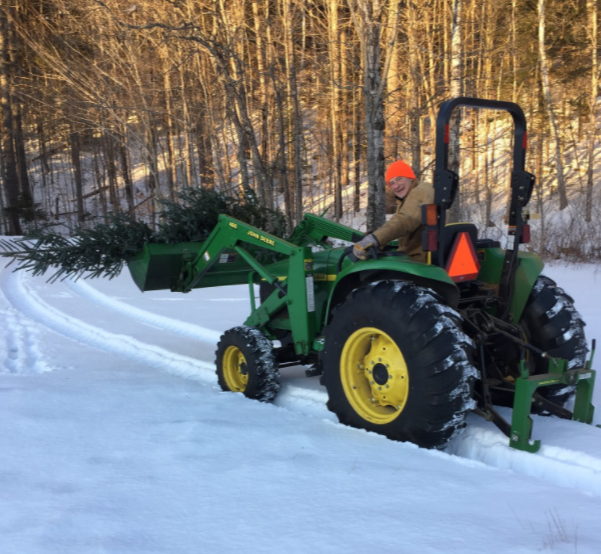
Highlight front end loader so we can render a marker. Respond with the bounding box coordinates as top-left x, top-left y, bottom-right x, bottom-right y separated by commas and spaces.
127, 97, 597, 452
